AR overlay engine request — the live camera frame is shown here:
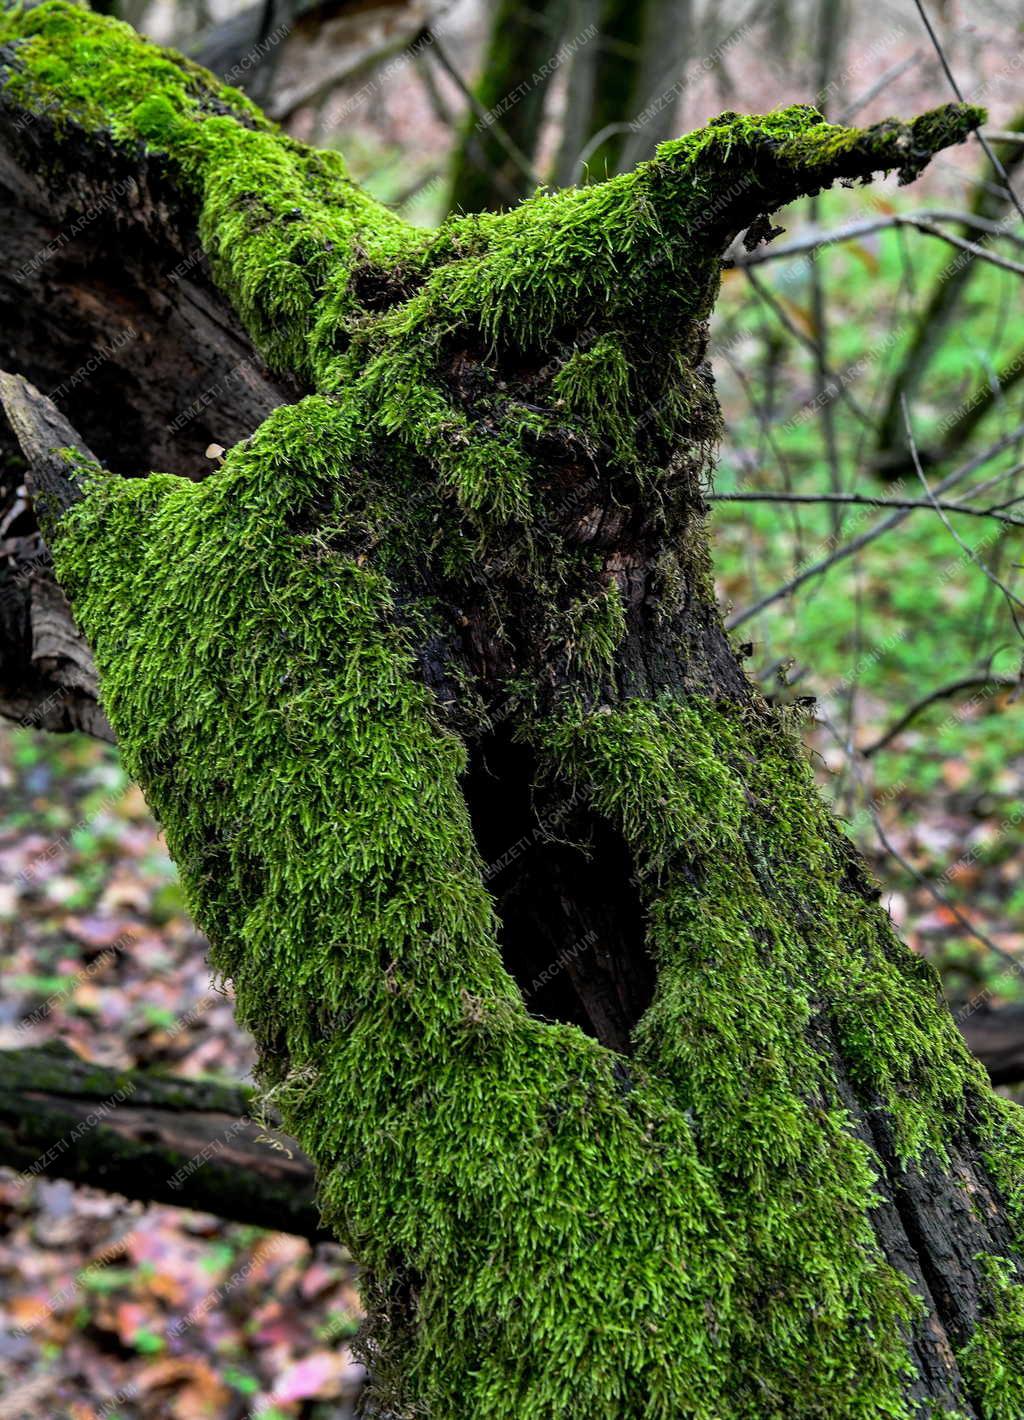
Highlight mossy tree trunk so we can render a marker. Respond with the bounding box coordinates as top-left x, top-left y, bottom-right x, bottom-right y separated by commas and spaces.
2, 7, 1024, 1417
